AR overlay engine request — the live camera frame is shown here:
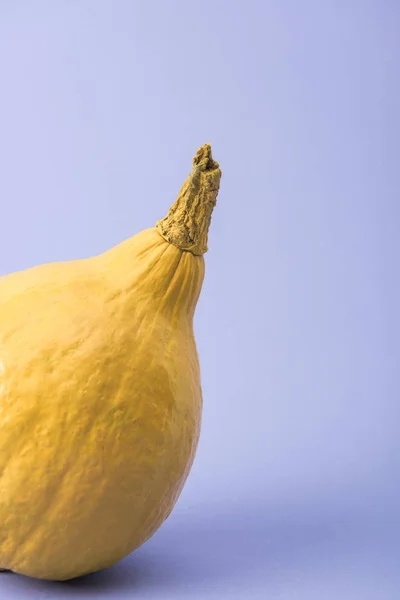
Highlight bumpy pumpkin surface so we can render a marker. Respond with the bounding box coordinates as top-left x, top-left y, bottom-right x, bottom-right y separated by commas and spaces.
0, 144, 221, 580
